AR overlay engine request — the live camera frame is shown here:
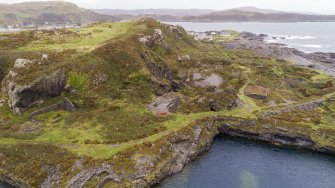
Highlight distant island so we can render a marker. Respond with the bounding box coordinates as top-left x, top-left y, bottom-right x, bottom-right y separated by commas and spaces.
1, 2, 335, 30
95, 7, 335, 22
1, 1, 335, 187
0, 1, 113, 29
